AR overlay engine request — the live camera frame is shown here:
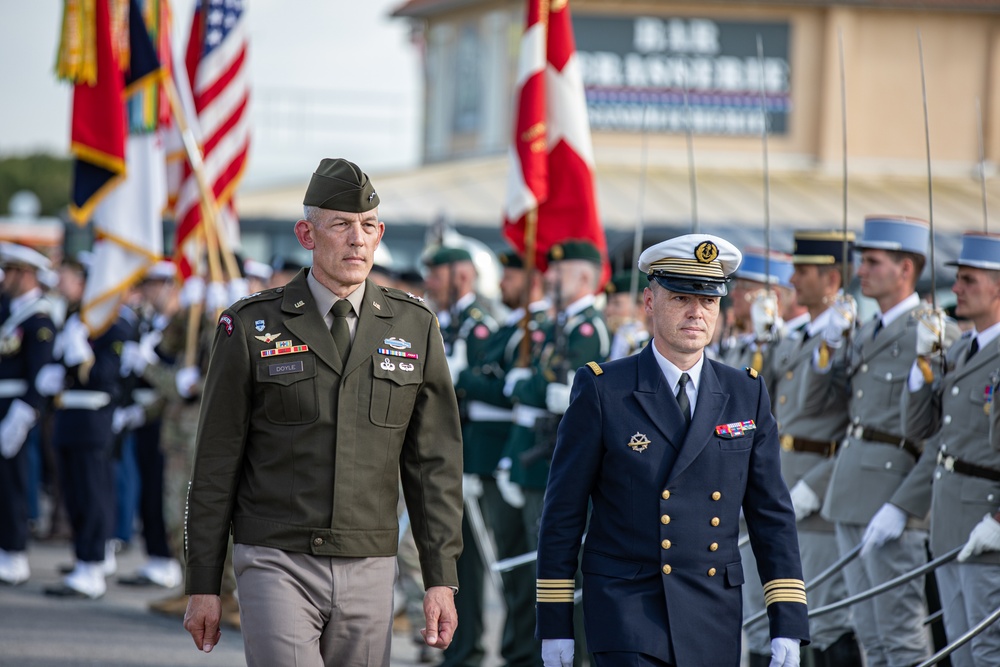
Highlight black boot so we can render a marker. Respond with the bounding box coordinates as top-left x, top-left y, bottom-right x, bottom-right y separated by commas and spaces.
816, 631, 863, 667
748, 652, 771, 667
